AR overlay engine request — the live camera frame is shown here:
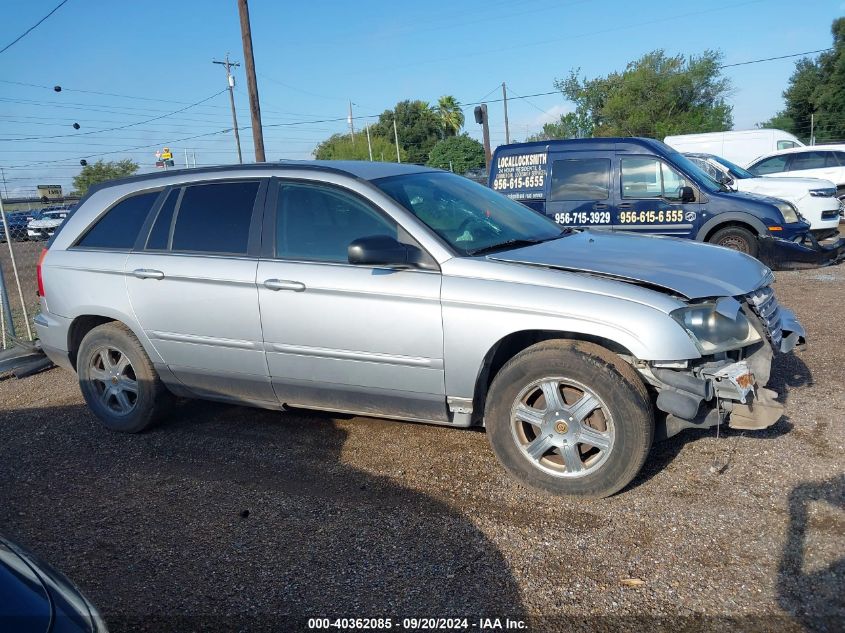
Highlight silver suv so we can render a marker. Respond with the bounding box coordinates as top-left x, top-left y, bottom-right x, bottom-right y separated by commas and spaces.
35, 162, 805, 497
